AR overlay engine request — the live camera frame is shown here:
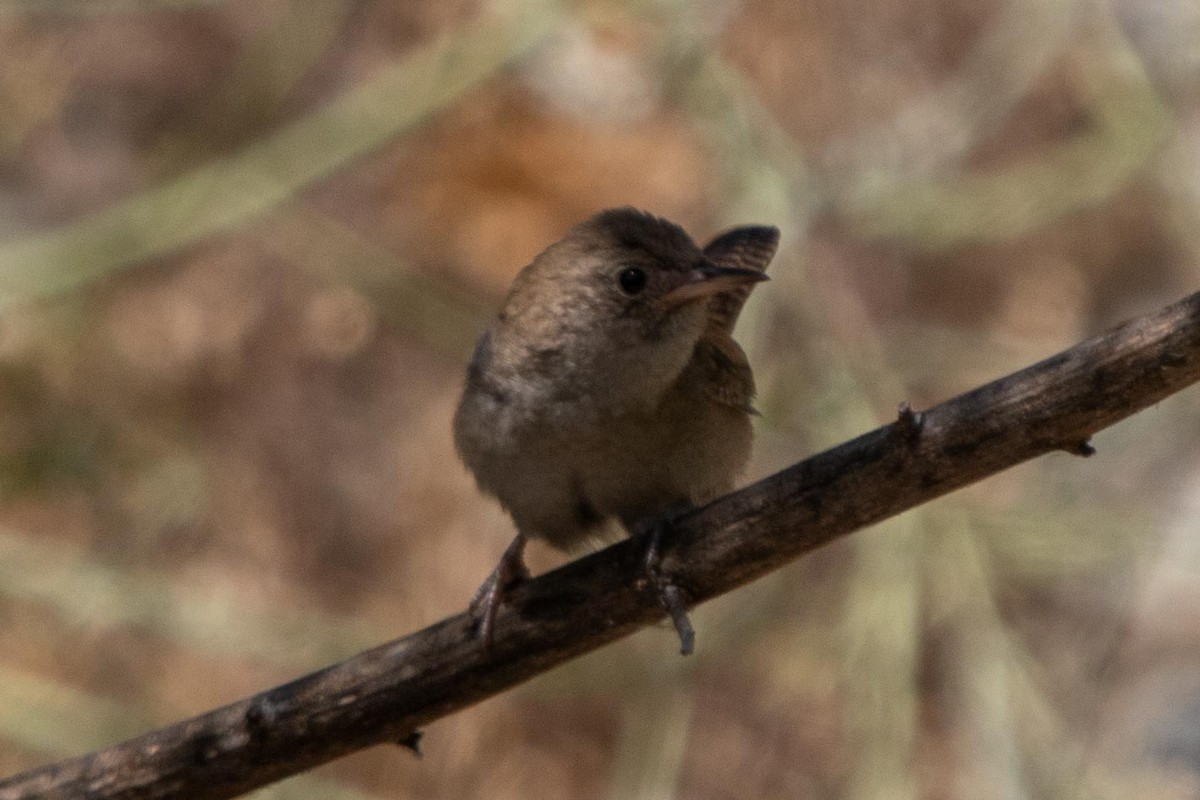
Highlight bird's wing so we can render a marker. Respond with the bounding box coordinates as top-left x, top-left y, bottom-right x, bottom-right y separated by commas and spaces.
691, 335, 758, 414
702, 225, 780, 336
